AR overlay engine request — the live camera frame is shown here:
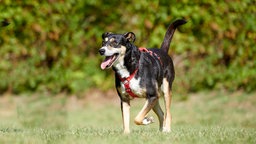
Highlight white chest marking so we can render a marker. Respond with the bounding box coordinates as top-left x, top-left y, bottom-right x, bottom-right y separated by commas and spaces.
113, 56, 130, 78
120, 77, 146, 98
